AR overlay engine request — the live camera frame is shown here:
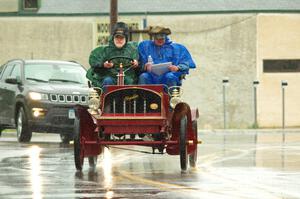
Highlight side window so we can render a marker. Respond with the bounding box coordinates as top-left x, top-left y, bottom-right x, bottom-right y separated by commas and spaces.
0, 63, 14, 81
10, 63, 21, 78
0, 64, 5, 79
